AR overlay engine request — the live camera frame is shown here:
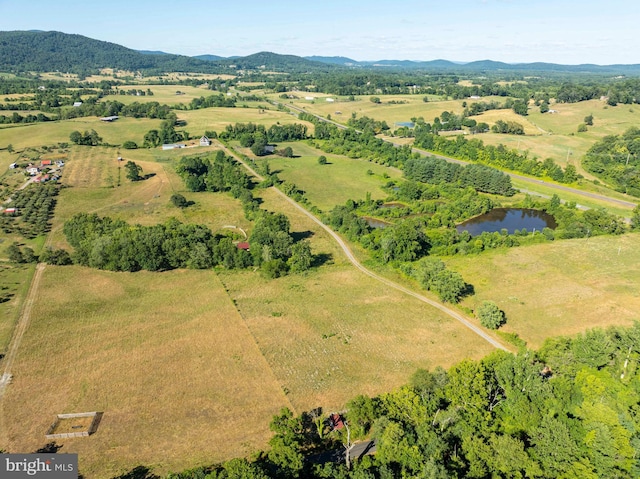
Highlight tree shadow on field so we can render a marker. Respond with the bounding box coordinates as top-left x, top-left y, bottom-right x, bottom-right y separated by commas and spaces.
32, 442, 62, 453
112, 465, 159, 479
312, 253, 333, 268
291, 230, 314, 242
142, 173, 156, 181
